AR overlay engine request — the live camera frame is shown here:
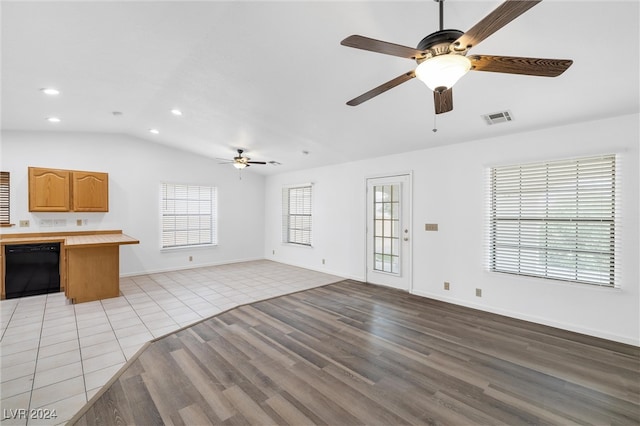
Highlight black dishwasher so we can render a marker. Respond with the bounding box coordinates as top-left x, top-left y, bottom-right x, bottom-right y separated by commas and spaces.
4, 243, 61, 299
